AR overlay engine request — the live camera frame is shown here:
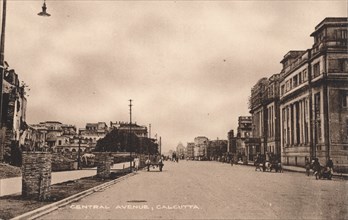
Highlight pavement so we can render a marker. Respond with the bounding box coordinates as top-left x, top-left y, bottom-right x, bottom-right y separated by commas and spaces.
243, 161, 348, 178
37, 160, 348, 220
0, 162, 130, 197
